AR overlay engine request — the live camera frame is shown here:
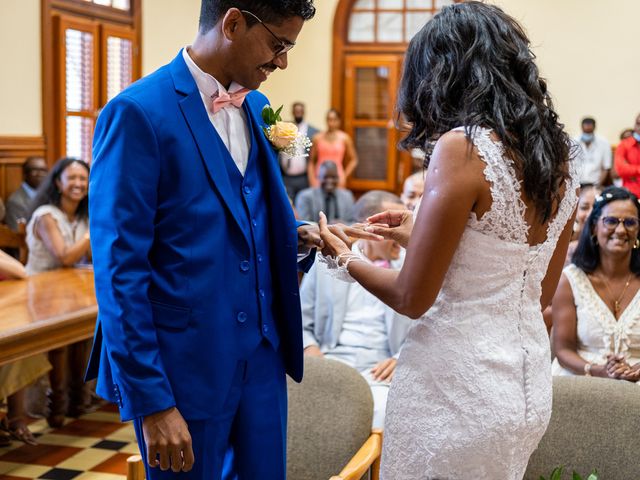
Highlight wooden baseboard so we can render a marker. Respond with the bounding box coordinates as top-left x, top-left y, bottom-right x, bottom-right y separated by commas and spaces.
0, 136, 46, 157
